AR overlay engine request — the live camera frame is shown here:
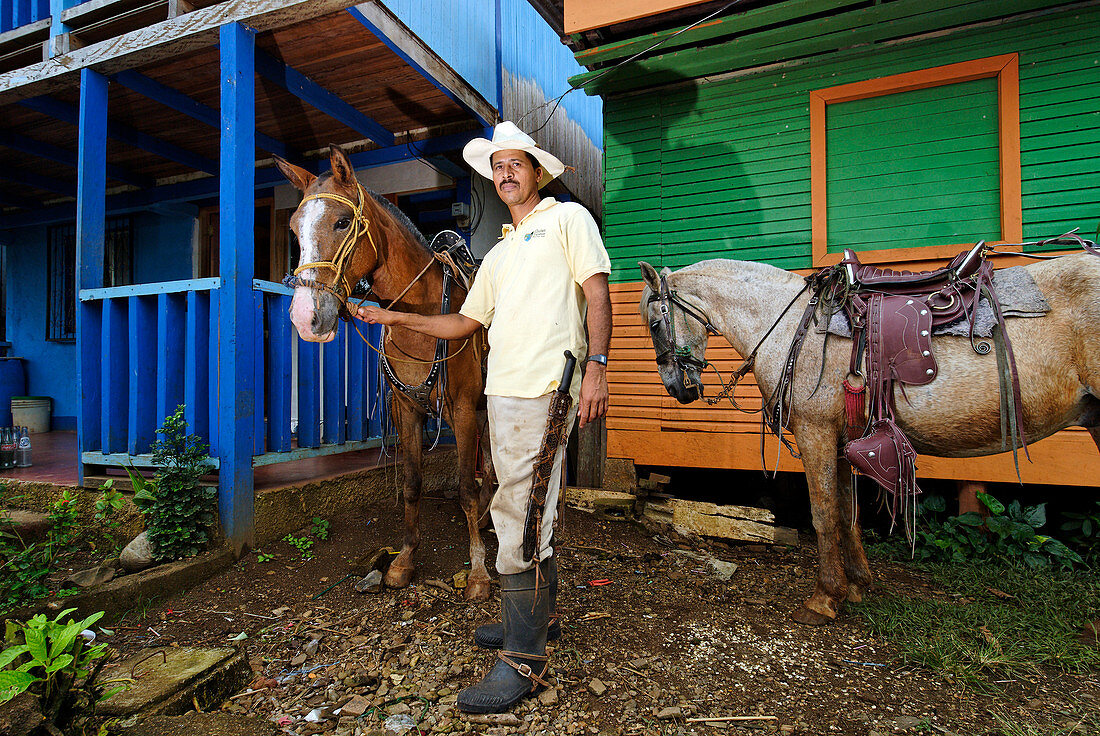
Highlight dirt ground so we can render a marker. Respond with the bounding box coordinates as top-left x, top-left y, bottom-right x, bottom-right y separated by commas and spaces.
104, 493, 1100, 736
